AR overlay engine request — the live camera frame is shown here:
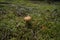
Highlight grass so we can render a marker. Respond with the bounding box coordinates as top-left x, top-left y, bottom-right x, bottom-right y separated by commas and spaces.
0, 0, 60, 40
